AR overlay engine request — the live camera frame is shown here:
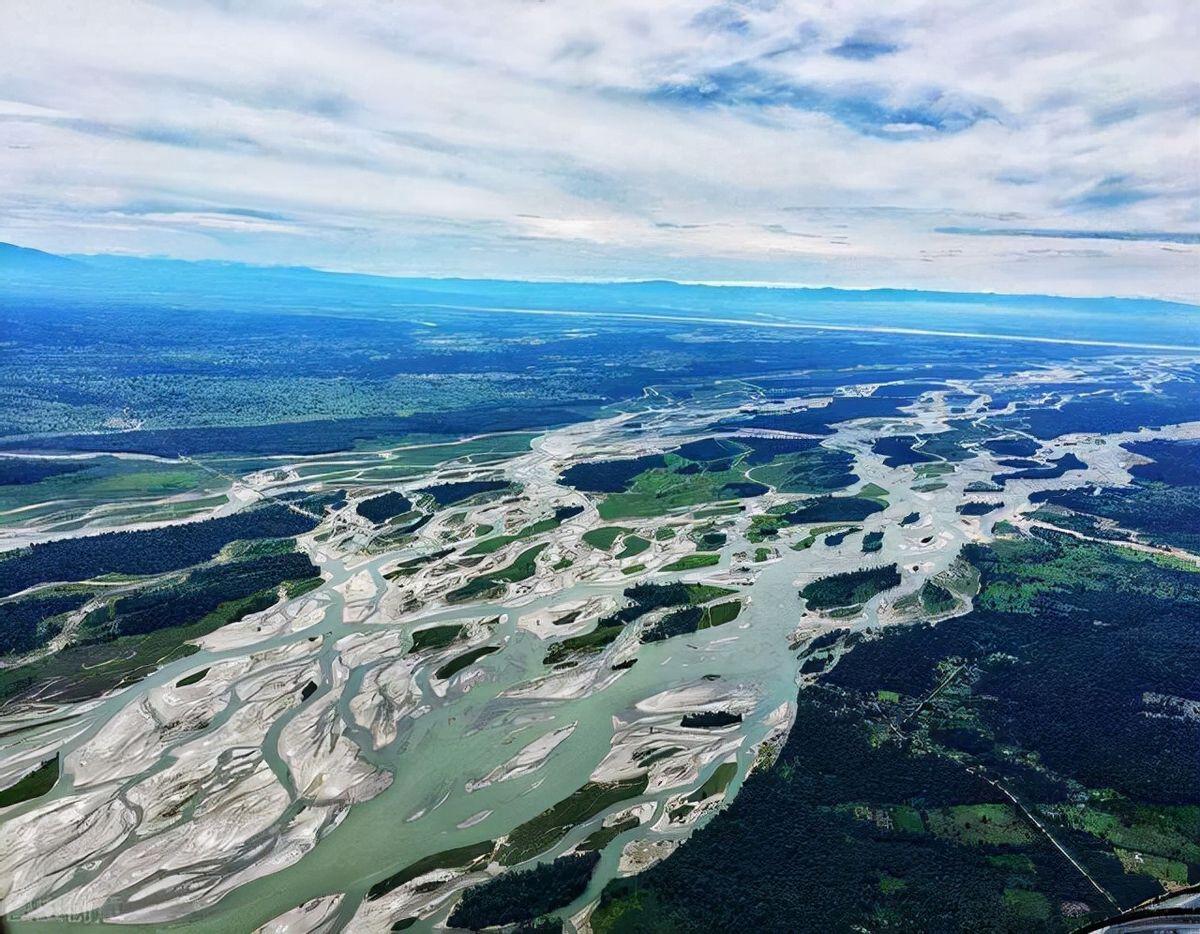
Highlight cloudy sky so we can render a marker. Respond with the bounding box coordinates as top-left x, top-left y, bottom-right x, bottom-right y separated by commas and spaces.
2, 0, 1198, 300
